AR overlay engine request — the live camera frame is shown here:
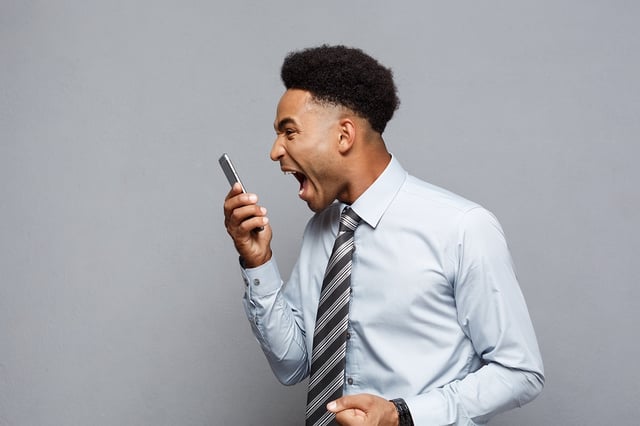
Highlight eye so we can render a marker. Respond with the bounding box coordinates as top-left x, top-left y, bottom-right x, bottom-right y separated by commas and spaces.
284, 128, 296, 139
